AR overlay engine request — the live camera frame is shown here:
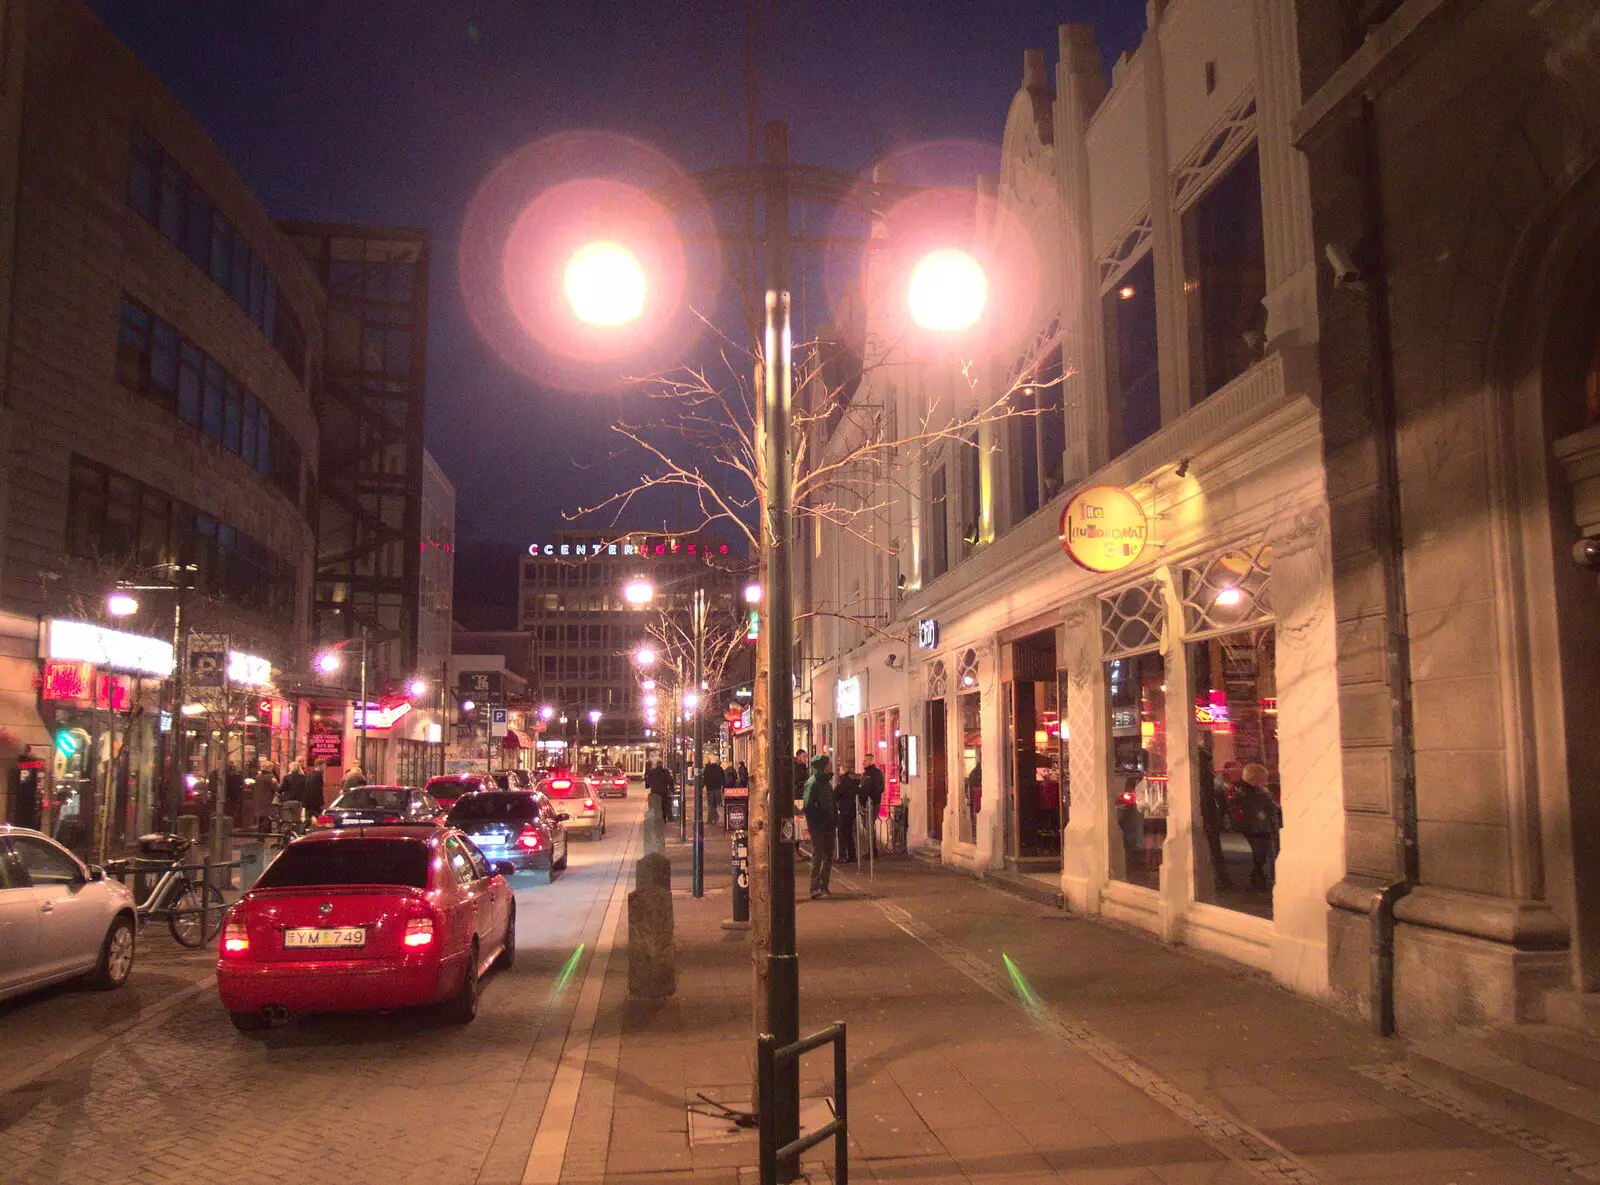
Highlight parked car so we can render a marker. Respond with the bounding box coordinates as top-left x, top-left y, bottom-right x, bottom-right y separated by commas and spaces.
216, 826, 514, 1031
445, 791, 569, 876
422, 773, 494, 812
587, 765, 630, 799
491, 770, 533, 792
537, 775, 606, 839
0, 824, 137, 1003
315, 785, 444, 829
